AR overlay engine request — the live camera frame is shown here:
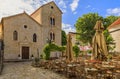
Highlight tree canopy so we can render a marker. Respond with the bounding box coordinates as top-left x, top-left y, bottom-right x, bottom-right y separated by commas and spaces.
61, 30, 67, 46
75, 13, 119, 45
73, 45, 80, 57
103, 15, 119, 29
75, 13, 103, 44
